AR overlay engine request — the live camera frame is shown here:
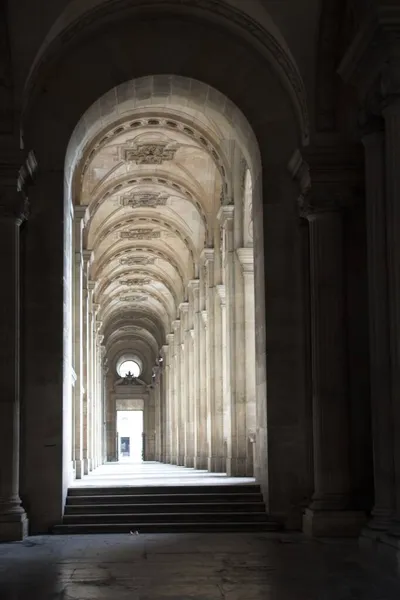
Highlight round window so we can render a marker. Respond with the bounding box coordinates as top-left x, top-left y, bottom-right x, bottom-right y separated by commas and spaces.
118, 359, 141, 378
